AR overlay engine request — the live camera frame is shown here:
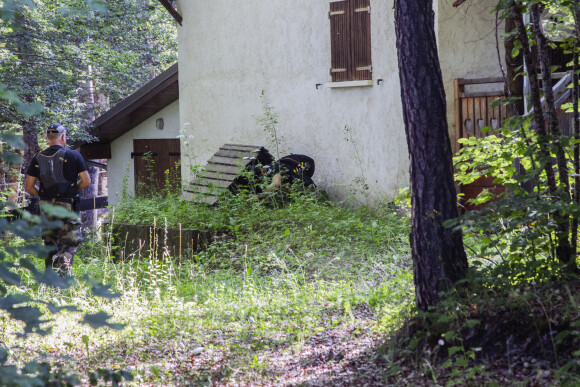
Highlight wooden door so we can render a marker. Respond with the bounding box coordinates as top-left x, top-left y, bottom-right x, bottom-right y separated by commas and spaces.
133, 139, 181, 195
